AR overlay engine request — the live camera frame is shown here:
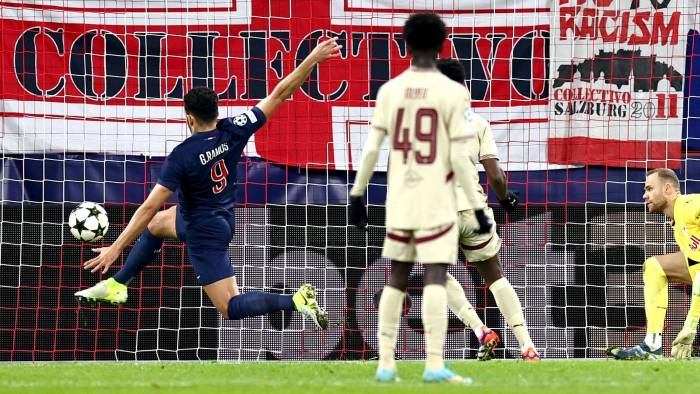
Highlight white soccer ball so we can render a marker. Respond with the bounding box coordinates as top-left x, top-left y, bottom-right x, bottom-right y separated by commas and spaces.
68, 202, 109, 242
